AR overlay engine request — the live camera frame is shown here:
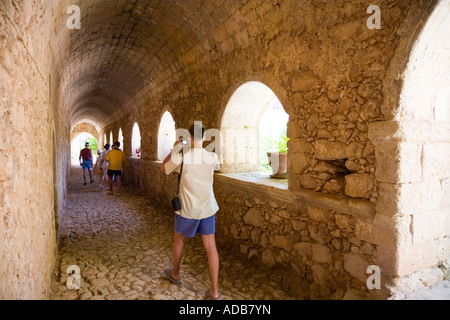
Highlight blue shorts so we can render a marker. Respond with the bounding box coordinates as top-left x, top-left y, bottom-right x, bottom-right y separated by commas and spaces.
82, 160, 92, 170
174, 214, 216, 238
